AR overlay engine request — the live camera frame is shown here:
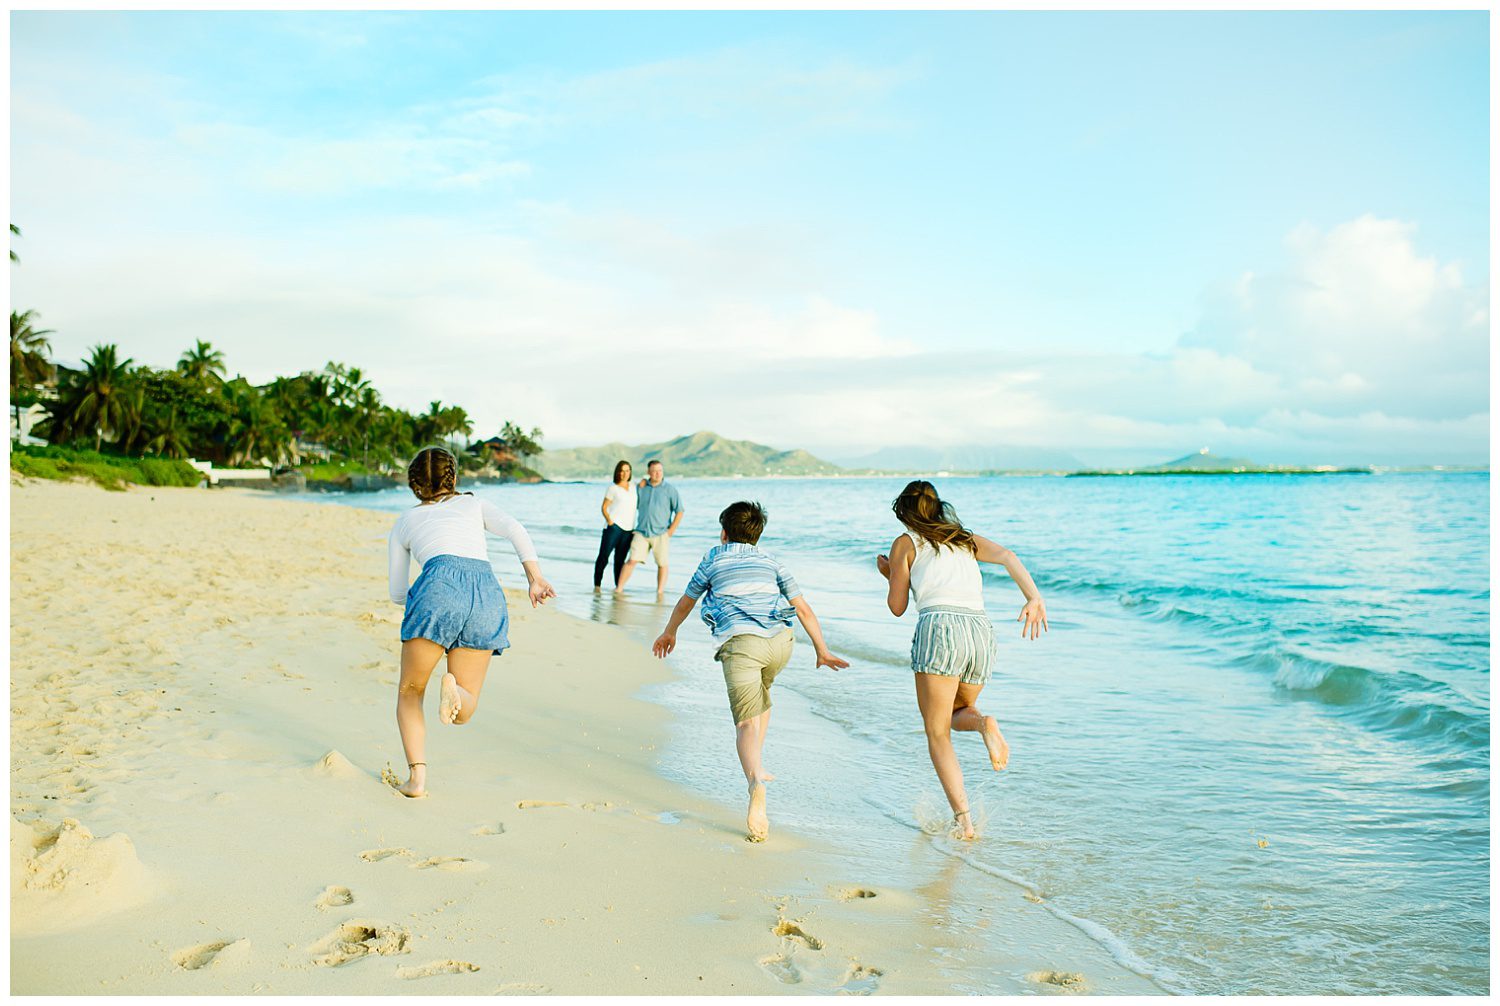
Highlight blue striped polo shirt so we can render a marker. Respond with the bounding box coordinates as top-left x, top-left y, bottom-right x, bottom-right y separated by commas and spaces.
685, 542, 803, 642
